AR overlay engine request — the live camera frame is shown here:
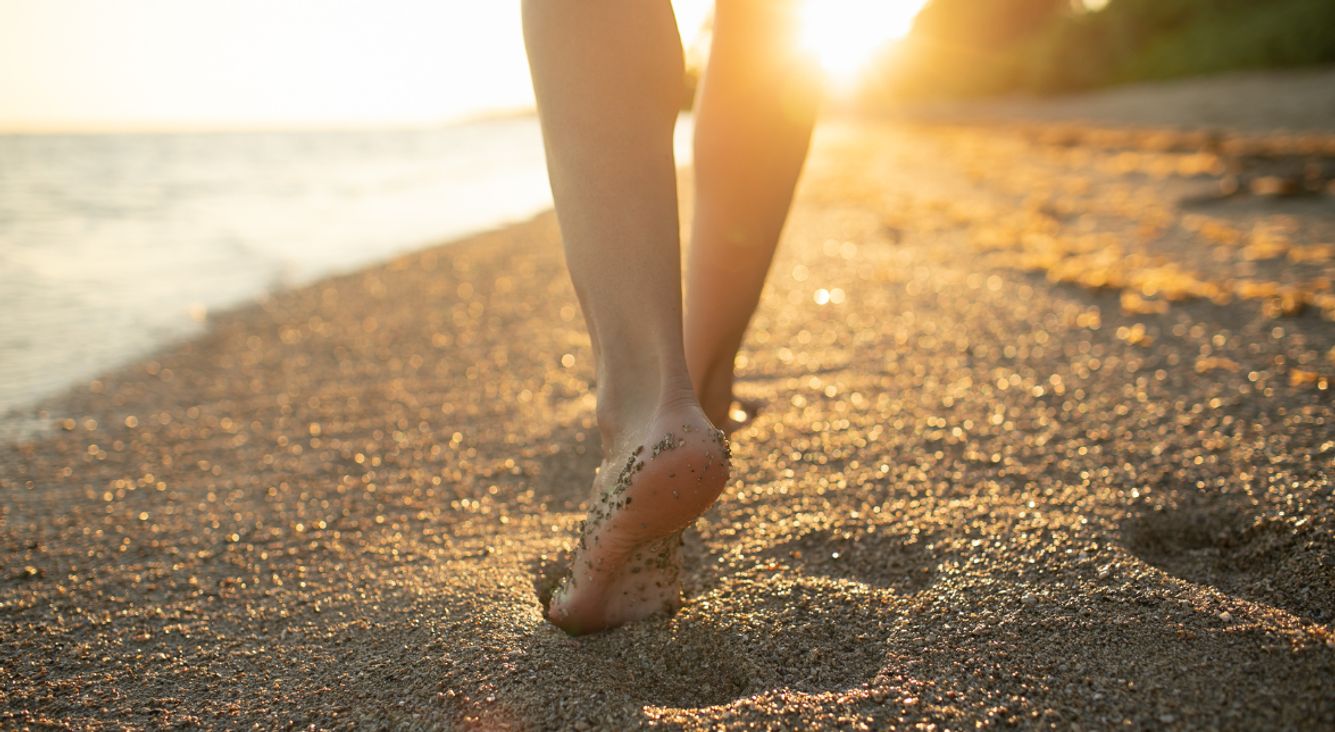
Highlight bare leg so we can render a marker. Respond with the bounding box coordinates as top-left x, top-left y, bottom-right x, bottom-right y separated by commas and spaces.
685, 0, 820, 428
523, 0, 730, 635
